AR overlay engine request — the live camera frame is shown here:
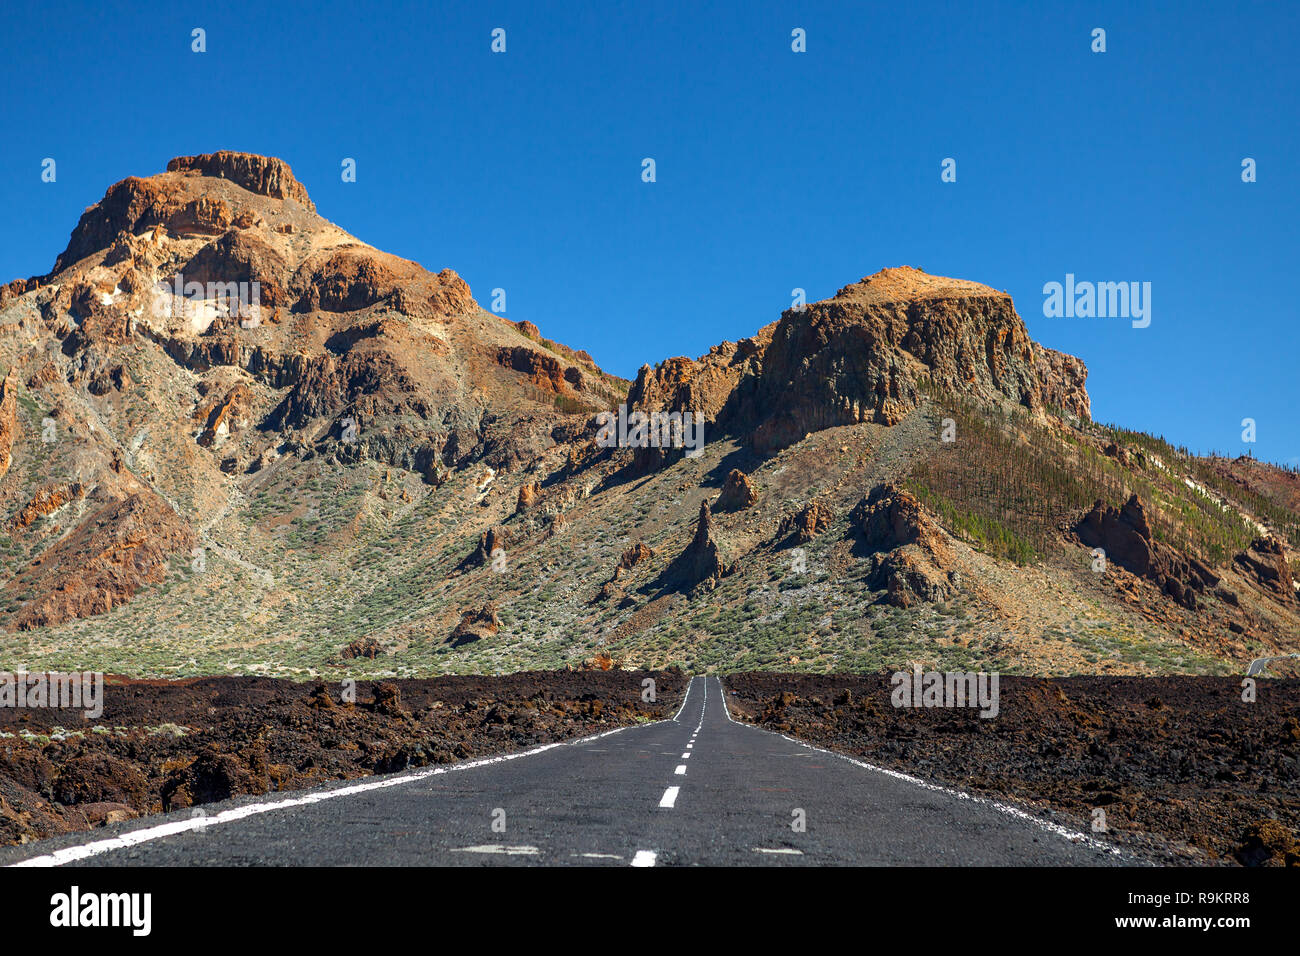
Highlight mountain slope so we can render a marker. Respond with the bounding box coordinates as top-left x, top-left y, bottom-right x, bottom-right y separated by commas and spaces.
1, 153, 1296, 678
